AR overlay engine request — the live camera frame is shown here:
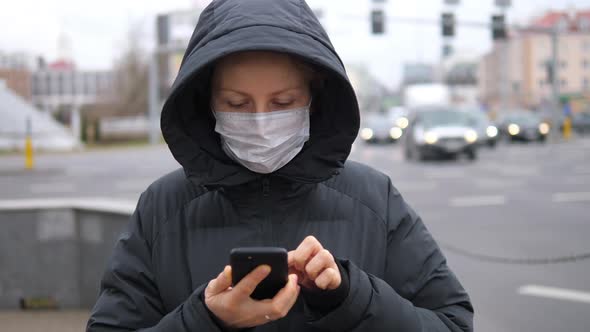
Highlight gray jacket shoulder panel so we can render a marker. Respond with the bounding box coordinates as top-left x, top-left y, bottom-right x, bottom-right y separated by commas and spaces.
321, 160, 395, 226
138, 168, 209, 245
